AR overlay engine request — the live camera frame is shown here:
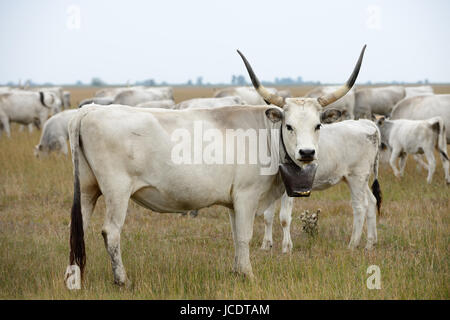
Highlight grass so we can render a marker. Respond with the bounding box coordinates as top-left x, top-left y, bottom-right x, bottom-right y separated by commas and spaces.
0, 86, 448, 299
